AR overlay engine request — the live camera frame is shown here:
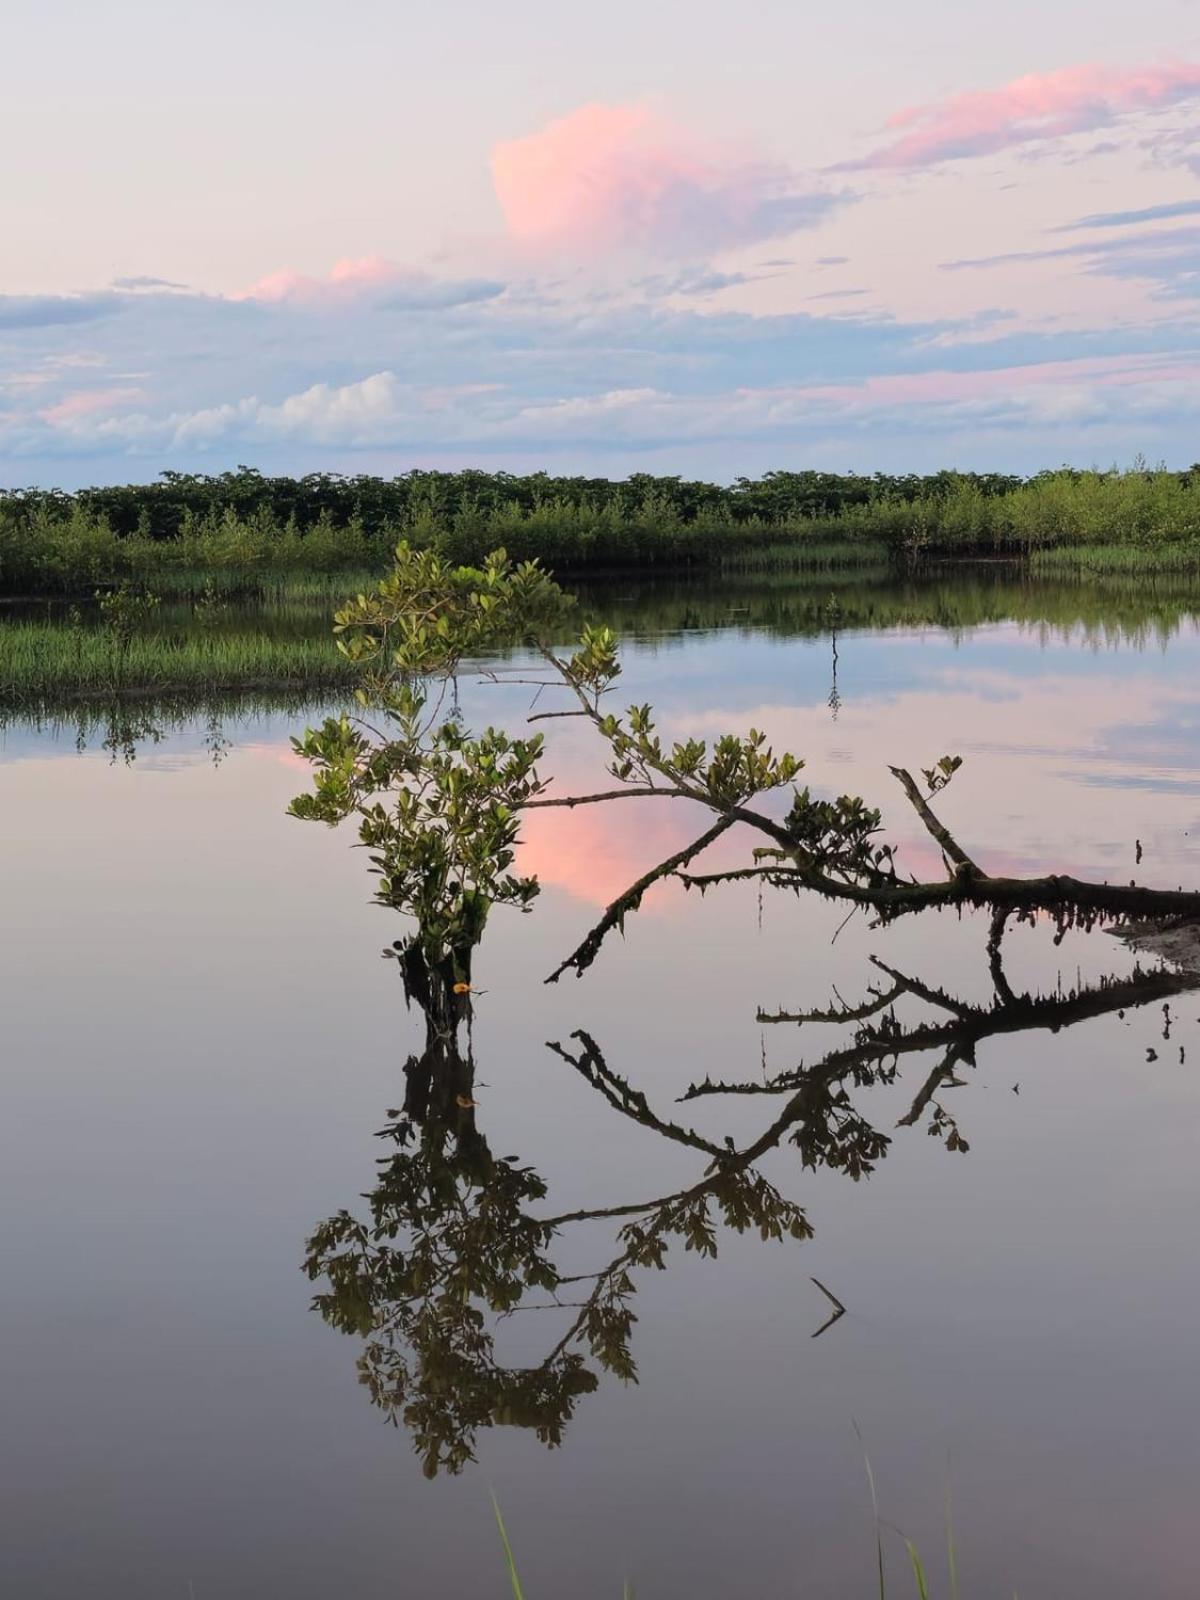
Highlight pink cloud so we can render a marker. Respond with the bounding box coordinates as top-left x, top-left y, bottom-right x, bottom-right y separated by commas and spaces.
517, 795, 747, 910
39, 387, 145, 425
231, 257, 504, 311
232, 255, 399, 303
491, 101, 844, 256
847, 60, 1200, 171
